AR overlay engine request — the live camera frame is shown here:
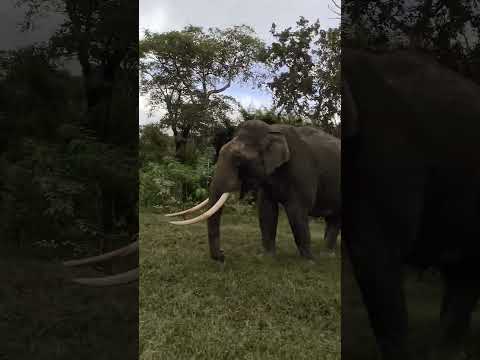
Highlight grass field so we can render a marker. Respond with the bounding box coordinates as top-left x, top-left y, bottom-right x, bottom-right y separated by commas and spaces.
140, 206, 340, 360
1, 256, 138, 360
